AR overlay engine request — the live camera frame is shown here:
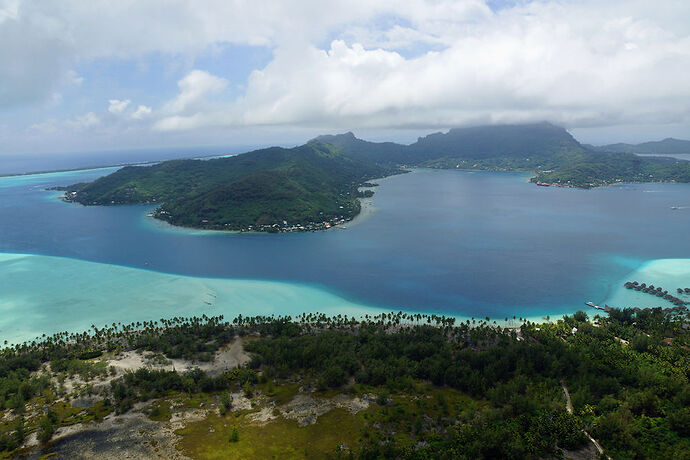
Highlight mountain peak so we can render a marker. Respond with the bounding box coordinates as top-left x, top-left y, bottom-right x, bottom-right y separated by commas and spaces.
311, 131, 358, 144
